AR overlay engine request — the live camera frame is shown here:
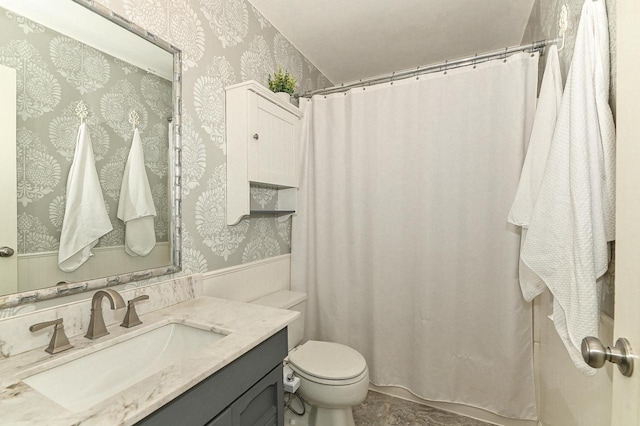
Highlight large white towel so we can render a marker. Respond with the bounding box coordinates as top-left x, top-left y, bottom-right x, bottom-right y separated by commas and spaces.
58, 123, 112, 272
508, 45, 563, 301
521, 0, 615, 374
117, 128, 157, 257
